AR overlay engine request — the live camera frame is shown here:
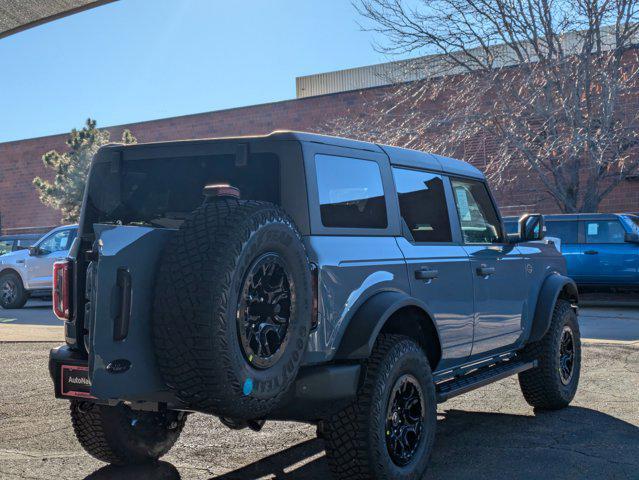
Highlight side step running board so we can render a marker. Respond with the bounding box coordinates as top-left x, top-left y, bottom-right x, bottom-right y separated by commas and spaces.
436, 359, 537, 403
